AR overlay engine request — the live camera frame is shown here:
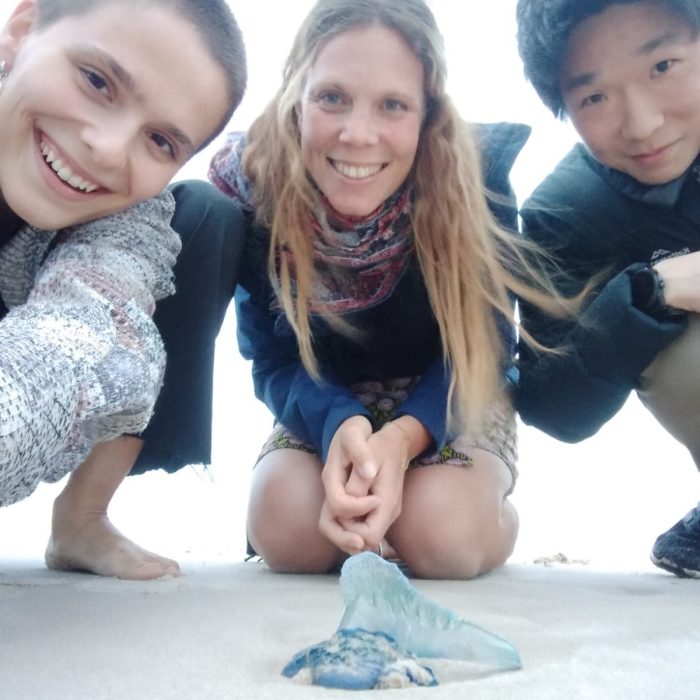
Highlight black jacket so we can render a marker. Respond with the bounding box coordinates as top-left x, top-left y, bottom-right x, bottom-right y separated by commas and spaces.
516, 143, 694, 442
